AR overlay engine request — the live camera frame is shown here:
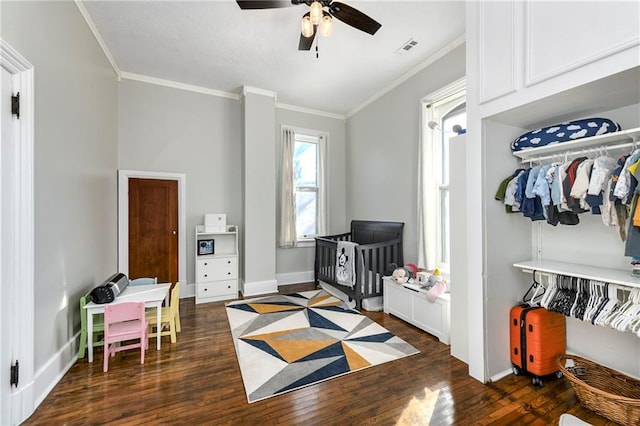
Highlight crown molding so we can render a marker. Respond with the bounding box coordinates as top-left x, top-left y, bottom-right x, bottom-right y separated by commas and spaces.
75, 0, 121, 80
276, 102, 345, 121
121, 72, 241, 100
346, 33, 466, 119
241, 86, 277, 100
